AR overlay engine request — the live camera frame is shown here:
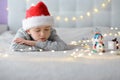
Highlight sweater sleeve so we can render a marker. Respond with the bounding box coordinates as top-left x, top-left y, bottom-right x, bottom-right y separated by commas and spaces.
35, 28, 68, 51
10, 28, 37, 51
